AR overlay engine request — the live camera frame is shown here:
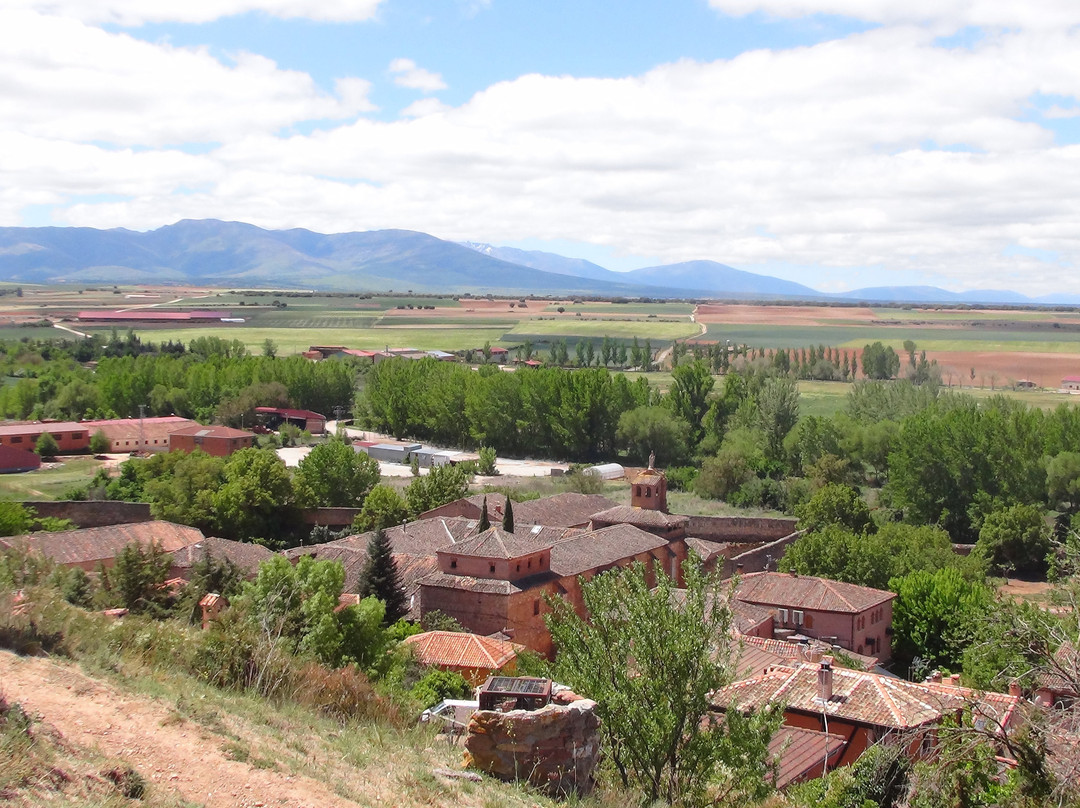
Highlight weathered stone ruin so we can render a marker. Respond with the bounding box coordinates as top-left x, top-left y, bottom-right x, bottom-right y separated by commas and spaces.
463, 689, 601, 797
